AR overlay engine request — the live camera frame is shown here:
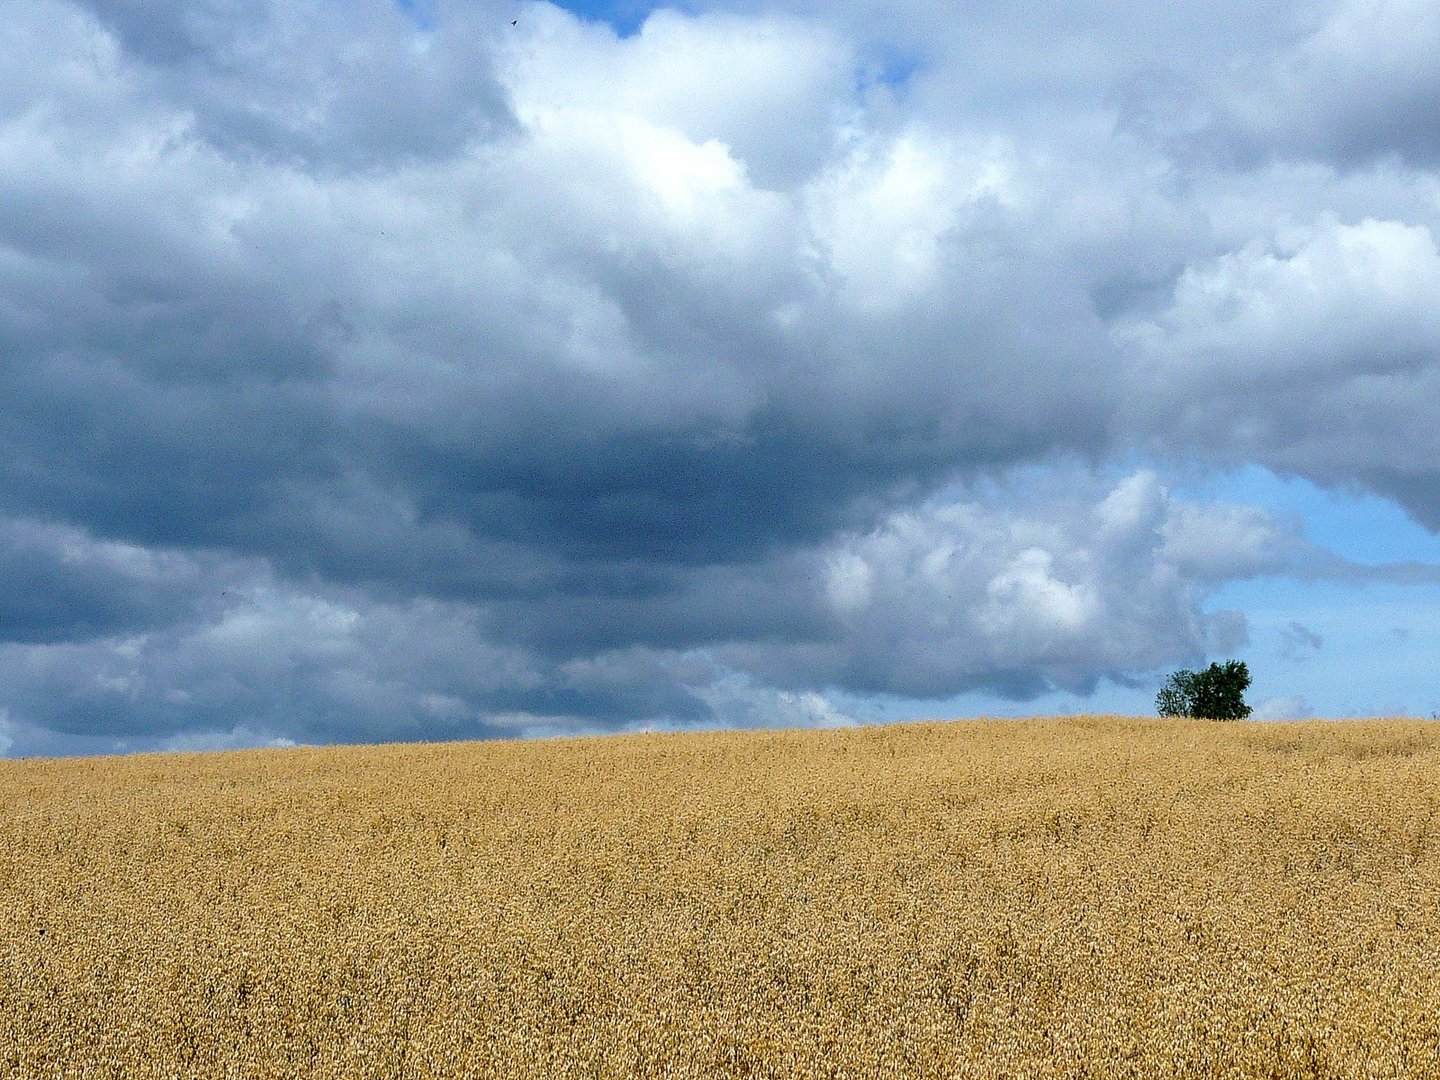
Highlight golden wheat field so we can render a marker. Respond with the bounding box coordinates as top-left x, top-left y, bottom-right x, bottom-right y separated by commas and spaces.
3, 715, 1440, 1079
